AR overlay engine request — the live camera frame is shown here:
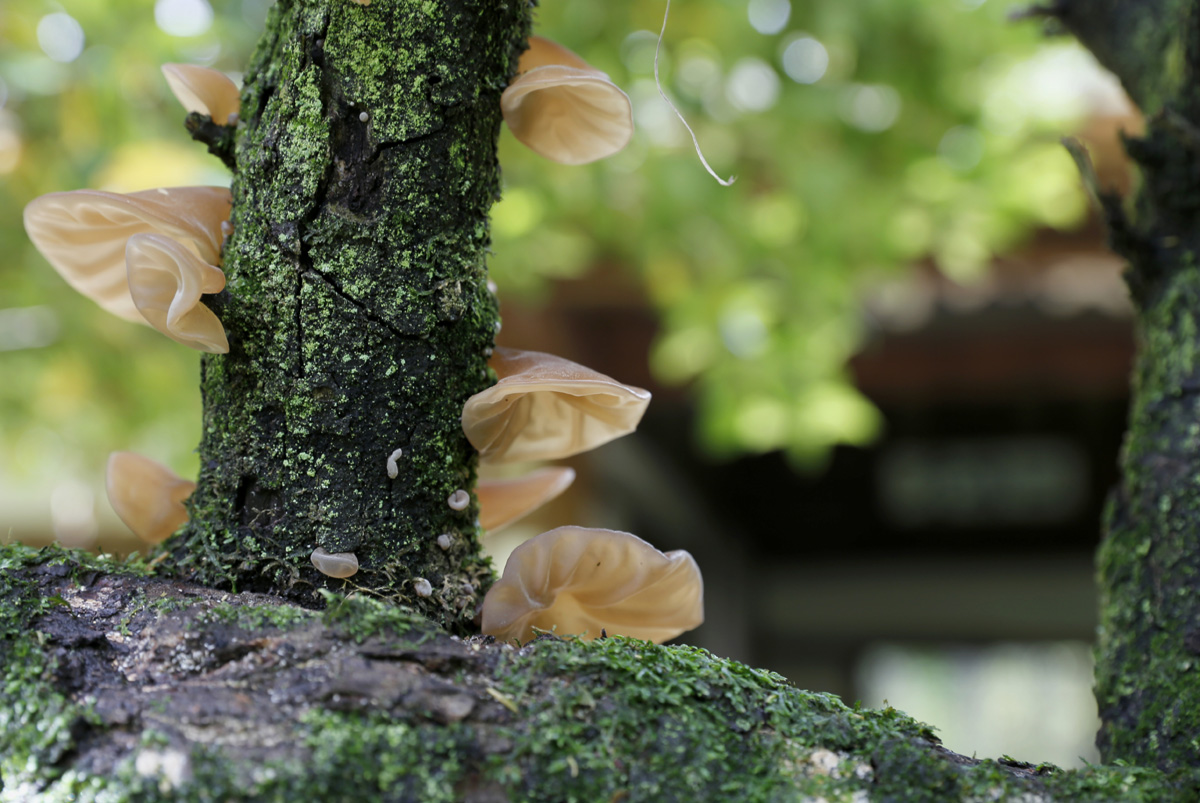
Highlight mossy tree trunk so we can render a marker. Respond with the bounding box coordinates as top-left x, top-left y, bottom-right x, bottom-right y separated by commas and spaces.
167, 0, 530, 632
1046, 0, 1200, 770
